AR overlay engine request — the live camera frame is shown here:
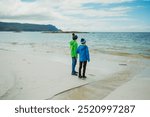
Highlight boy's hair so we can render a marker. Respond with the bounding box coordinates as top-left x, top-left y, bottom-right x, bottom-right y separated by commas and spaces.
73, 35, 78, 40
72, 33, 75, 36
